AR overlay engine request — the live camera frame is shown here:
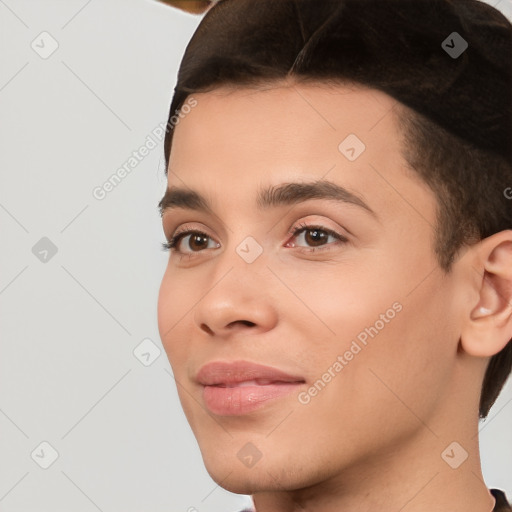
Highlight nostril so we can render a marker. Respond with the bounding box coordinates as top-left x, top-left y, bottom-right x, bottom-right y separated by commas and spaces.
200, 323, 214, 335
229, 320, 256, 328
